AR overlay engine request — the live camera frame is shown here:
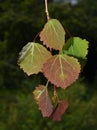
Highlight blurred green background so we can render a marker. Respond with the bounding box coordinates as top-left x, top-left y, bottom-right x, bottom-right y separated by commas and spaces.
0, 0, 97, 129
